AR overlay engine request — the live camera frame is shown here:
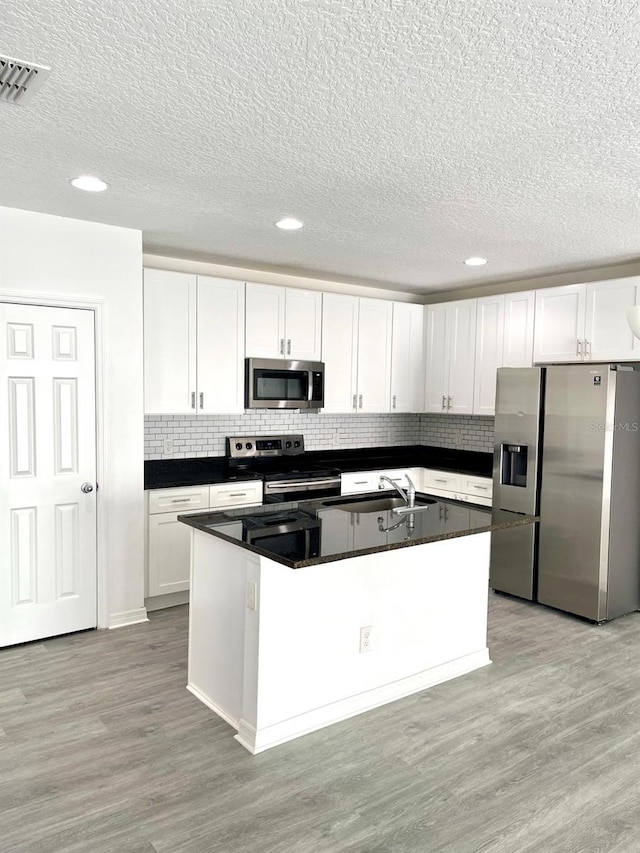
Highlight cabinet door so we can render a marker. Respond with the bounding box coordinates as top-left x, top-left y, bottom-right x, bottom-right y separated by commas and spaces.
148, 512, 192, 596
533, 285, 586, 363
143, 270, 196, 414
584, 278, 640, 361
357, 298, 393, 413
473, 295, 504, 416
390, 303, 424, 412
285, 289, 322, 361
424, 304, 449, 413
442, 504, 471, 535
321, 294, 359, 413
316, 509, 353, 556
503, 290, 535, 368
447, 300, 477, 414
197, 277, 245, 413
245, 283, 286, 358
